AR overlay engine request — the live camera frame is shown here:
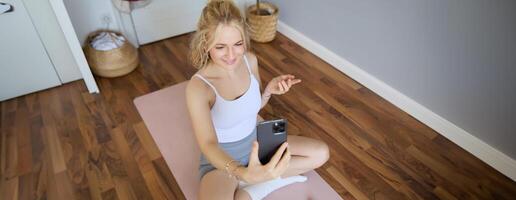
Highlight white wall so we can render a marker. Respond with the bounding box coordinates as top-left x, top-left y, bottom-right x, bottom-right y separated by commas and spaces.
64, 0, 254, 47
49, 0, 99, 93
63, 0, 122, 46
22, 0, 82, 83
